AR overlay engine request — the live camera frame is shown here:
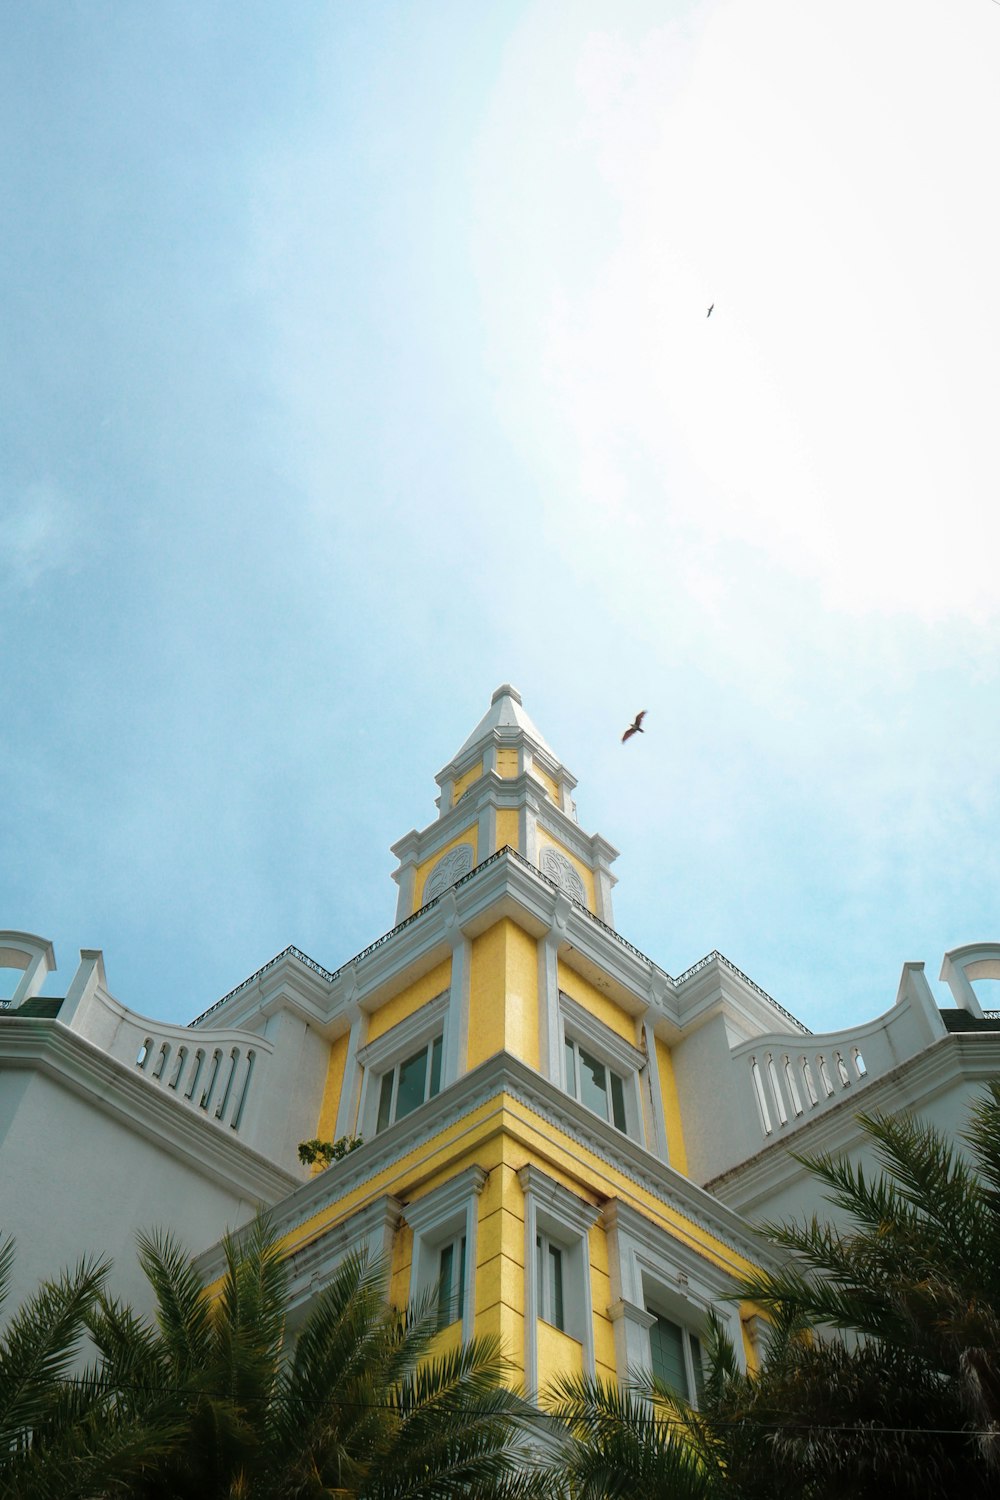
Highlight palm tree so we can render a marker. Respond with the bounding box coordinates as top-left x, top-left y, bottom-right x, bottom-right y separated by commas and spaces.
734, 1081, 1000, 1495
546, 1084, 1000, 1498
0, 1235, 176, 1500
88, 1217, 546, 1499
